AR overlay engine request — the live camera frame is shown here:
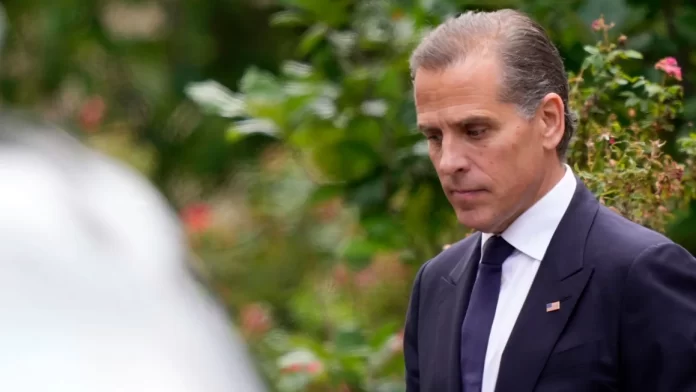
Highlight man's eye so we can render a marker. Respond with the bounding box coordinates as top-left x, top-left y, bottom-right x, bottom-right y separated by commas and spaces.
427, 135, 442, 142
467, 127, 487, 137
